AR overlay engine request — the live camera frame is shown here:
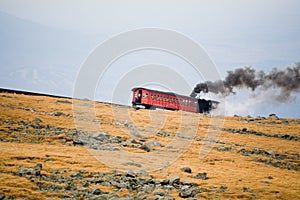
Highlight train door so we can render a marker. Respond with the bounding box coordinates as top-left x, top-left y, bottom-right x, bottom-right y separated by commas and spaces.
137, 89, 142, 103
133, 89, 142, 104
